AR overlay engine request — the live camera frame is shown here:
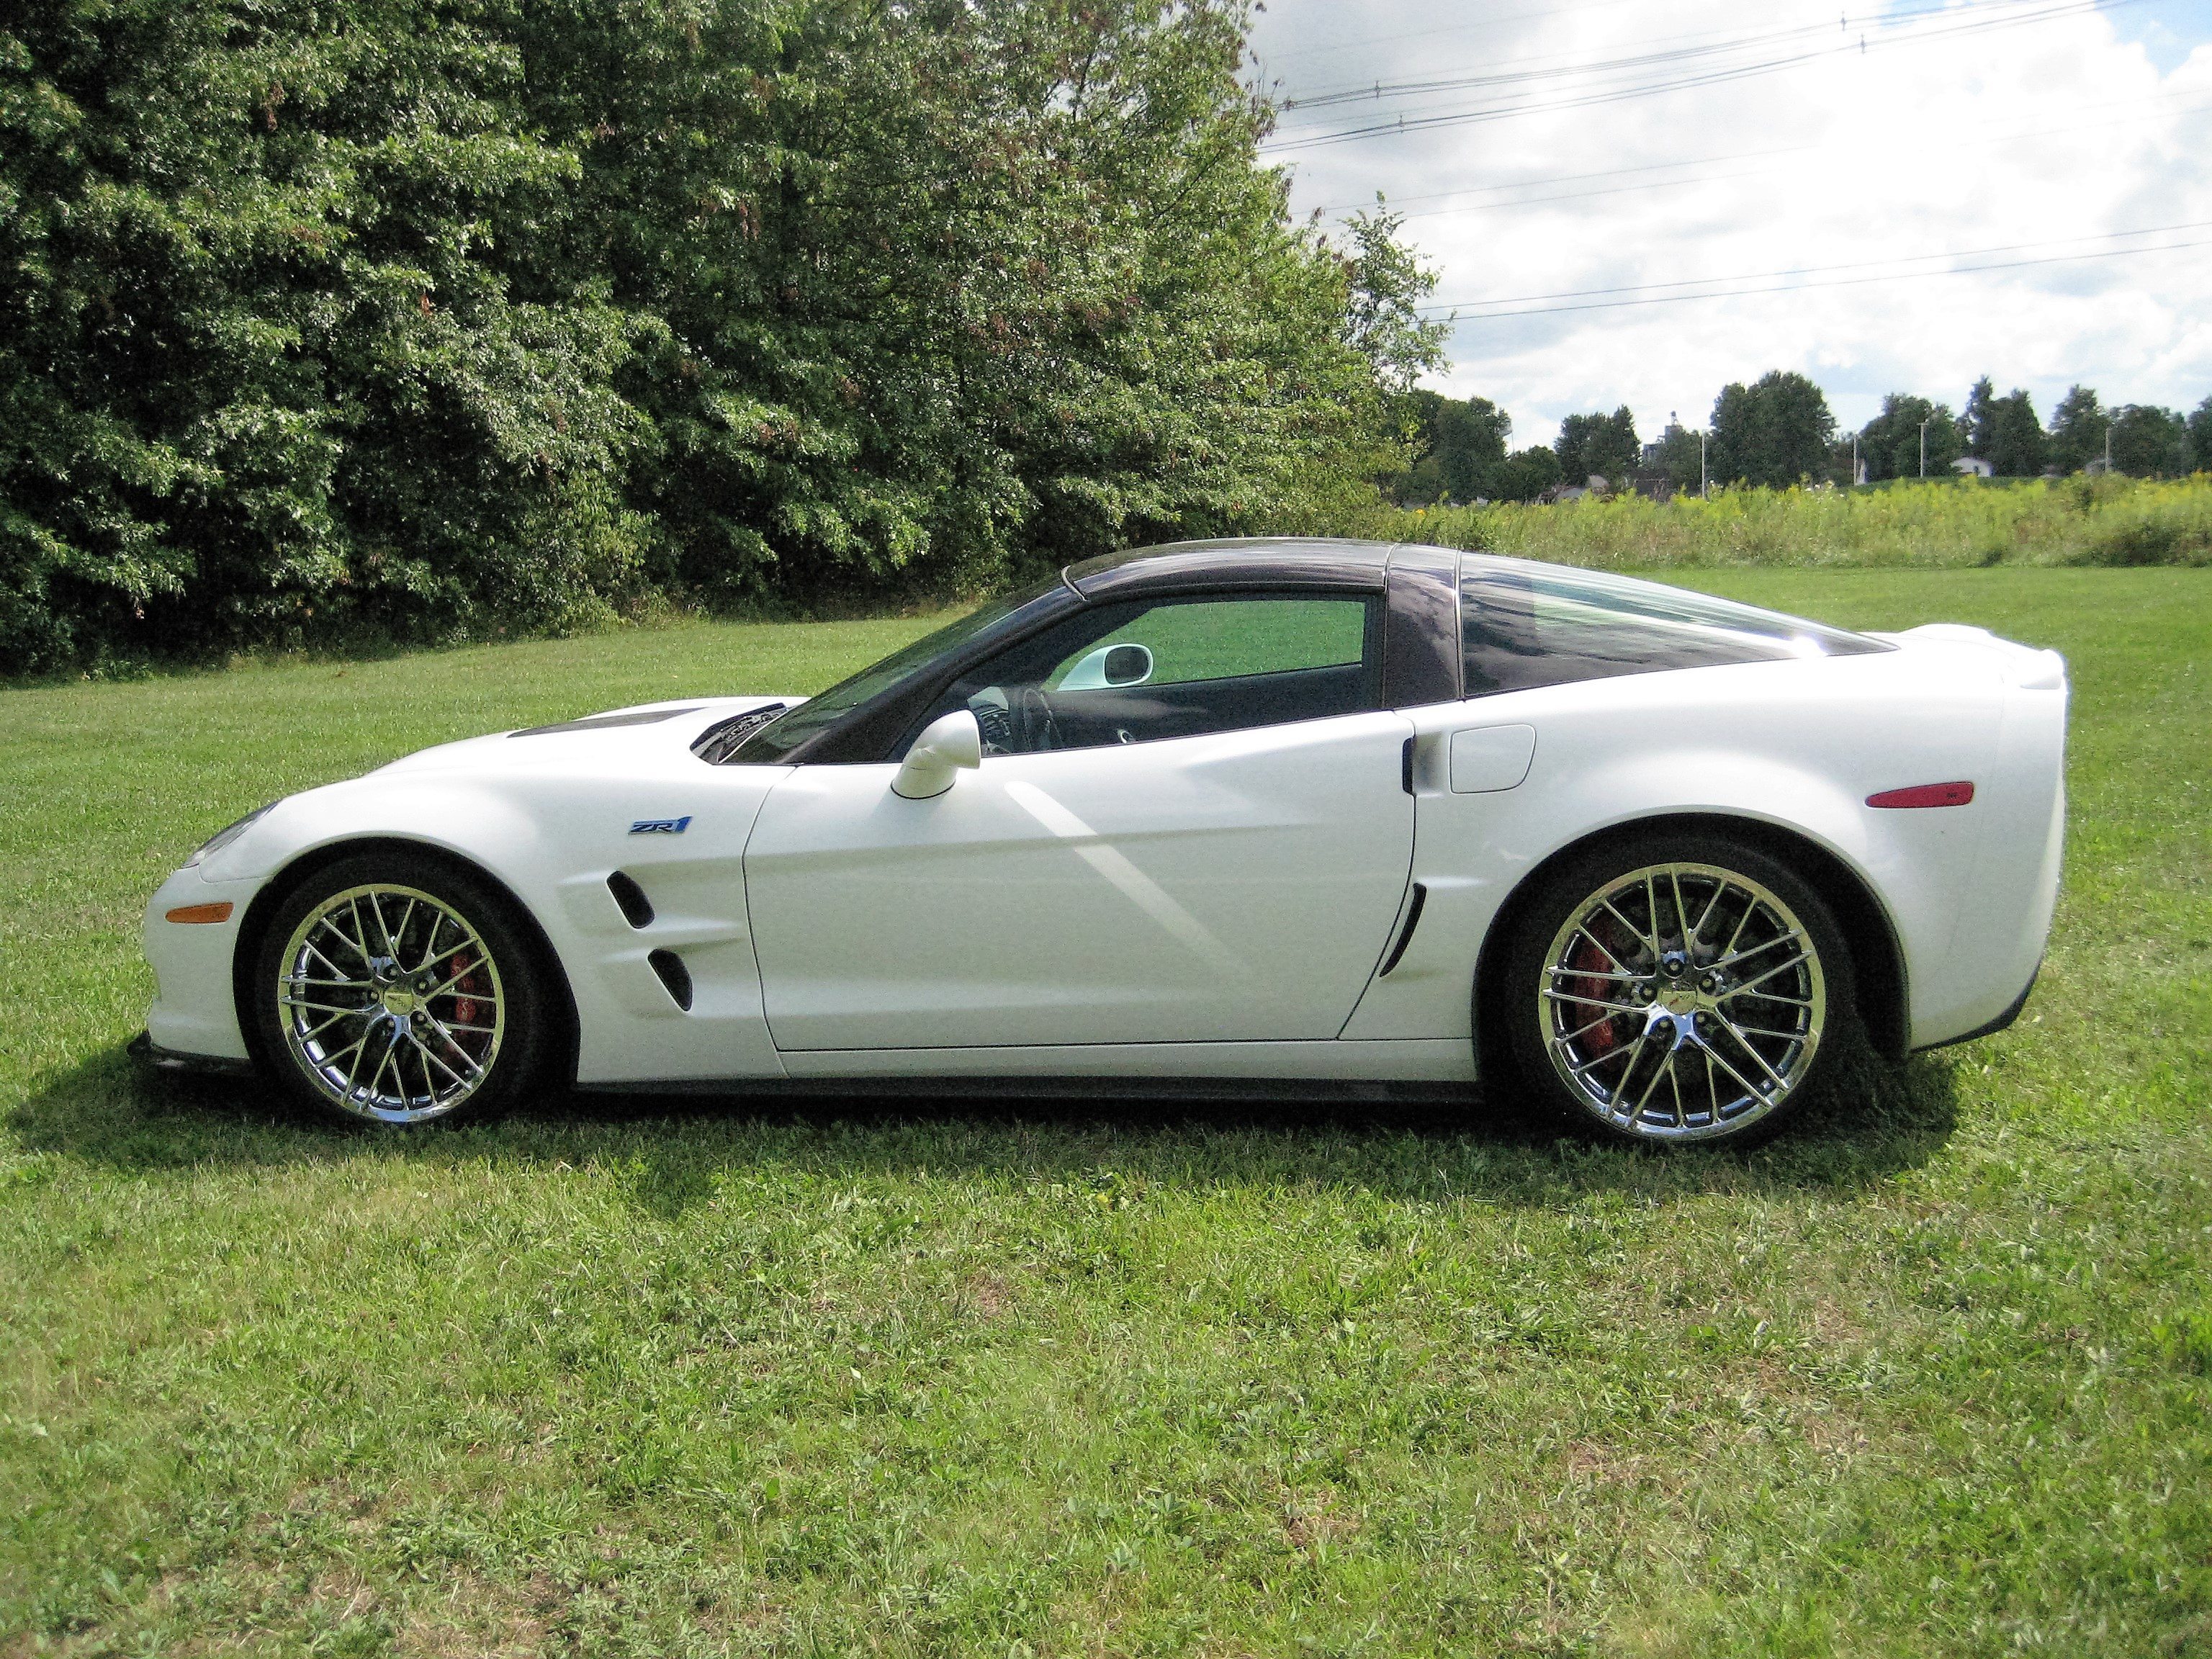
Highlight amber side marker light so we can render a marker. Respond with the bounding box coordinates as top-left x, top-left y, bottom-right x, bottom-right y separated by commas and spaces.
165, 902, 235, 924
1867, 782, 1975, 809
